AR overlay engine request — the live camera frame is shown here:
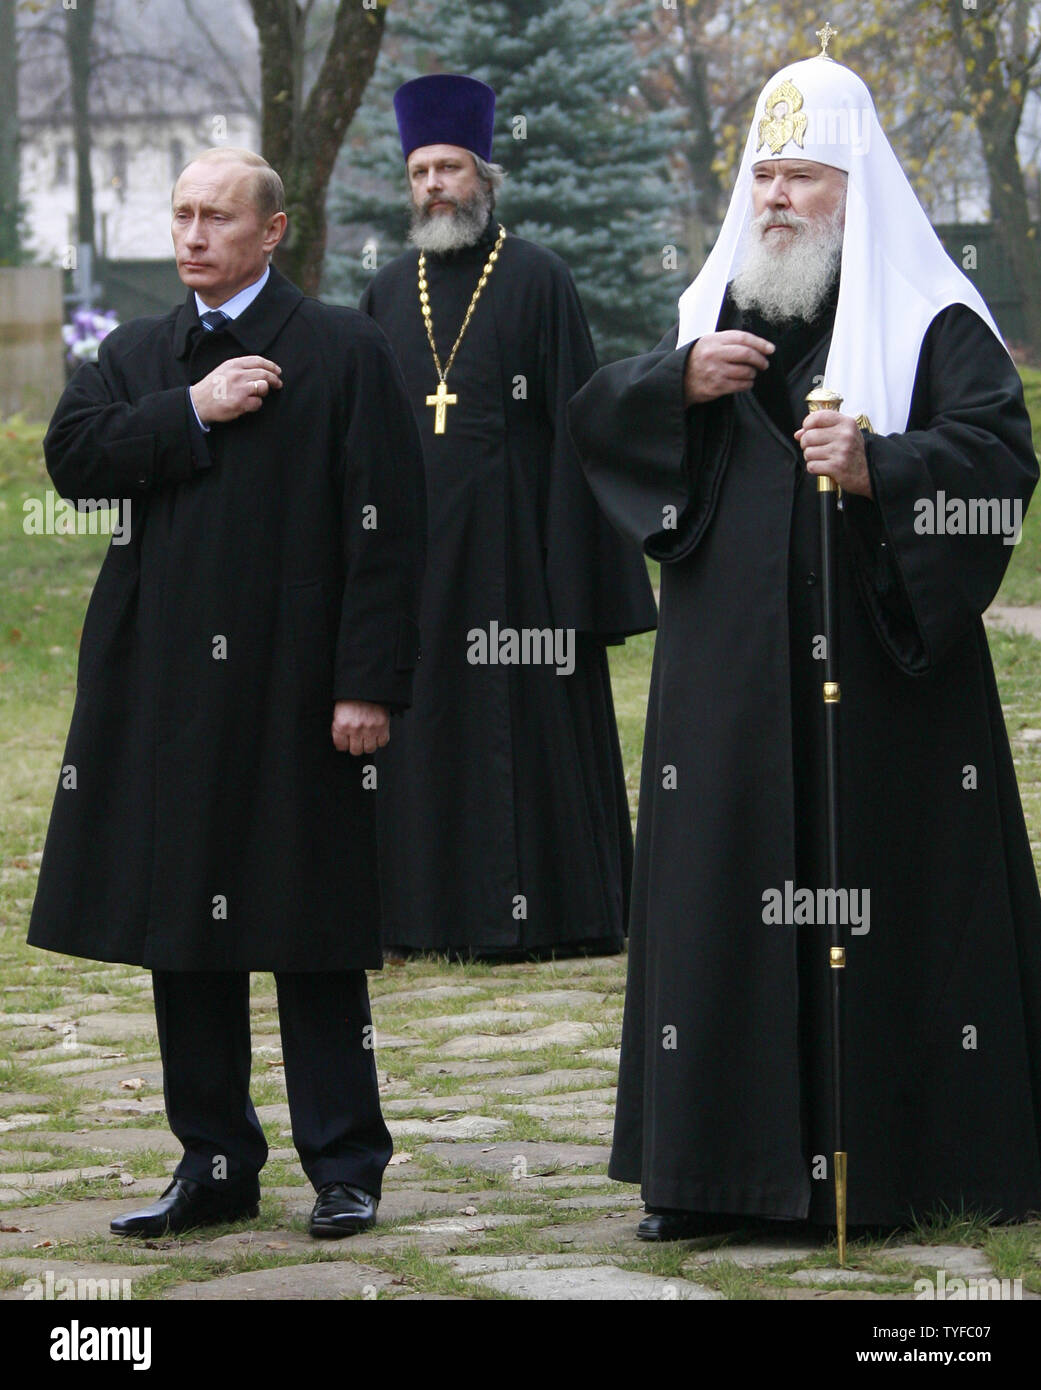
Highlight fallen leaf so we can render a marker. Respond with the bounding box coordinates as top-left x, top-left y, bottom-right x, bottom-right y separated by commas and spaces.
264, 1058, 284, 1068
119, 1078, 145, 1091
265, 1241, 289, 1250
31, 1239, 54, 1249
0, 1224, 28, 1233
458, 1206, 478, 1216
387, 1152, 413, 1166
